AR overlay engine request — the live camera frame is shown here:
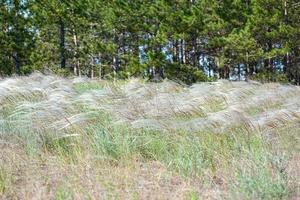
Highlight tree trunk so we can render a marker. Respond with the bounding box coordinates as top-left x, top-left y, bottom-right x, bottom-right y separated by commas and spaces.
245, 52, 249, 80
192, 37, 197, 67
99, 64, 102, 79
181, 39, 186, 64
72, 29, 80, 75
91, 65, 94, 79
173, 40, 178, 63
59, 18, 66, 69
238, 64, 241, 81
98, 54, 102, 79
225, 65, 230, 79
113, 56, 117, 82
13, 0, 21, 73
